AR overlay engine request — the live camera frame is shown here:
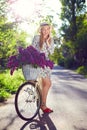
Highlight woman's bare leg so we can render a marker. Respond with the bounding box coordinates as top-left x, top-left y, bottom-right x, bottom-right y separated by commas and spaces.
41, 77, 51, 110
